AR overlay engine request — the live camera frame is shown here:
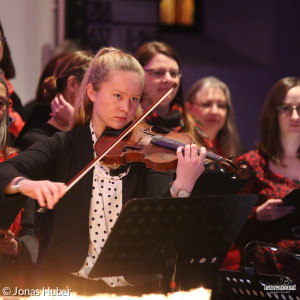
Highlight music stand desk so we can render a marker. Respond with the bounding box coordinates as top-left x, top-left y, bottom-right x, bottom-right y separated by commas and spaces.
90, 194, 257, 290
